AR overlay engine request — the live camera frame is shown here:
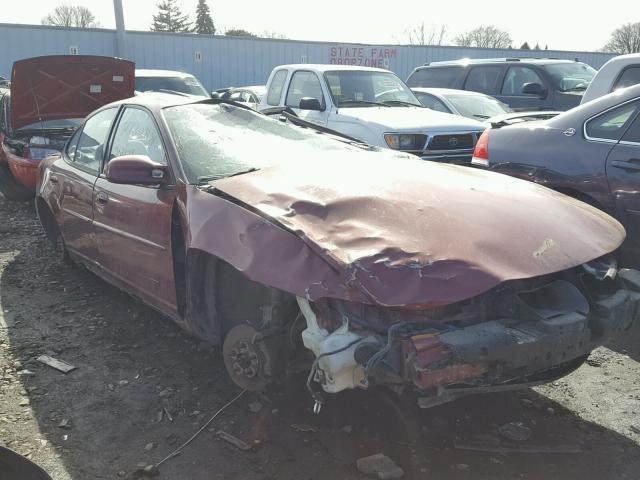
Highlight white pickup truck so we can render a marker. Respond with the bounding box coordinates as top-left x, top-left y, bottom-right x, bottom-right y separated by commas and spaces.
259, 64, 487, 163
